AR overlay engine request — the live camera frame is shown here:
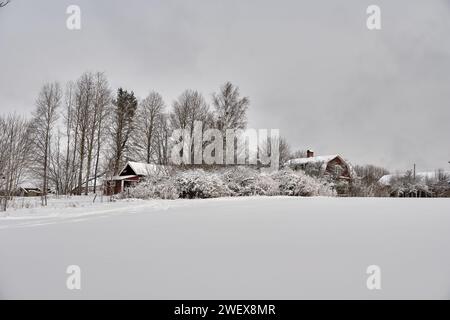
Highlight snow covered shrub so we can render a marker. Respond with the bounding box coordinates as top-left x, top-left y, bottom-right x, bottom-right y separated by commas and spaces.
388, 171, 433, 197
271, 169, 311, 196
123, 177, 179, 200
120, 166, 335, 200
221, 166, 259, 196
174, 169, 231, 199
220, 167, 279, 196
302, 162, 324, 178
252, 173, 280, 196
424, 170, 450, 197
121, 169, 230, 200
271, 168, 335, 197
348, 180, 374, 197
